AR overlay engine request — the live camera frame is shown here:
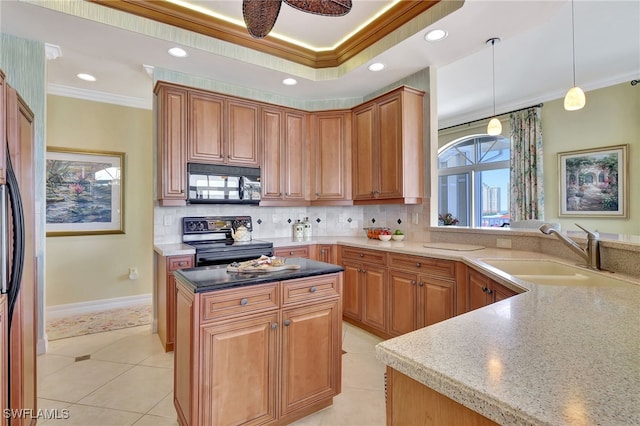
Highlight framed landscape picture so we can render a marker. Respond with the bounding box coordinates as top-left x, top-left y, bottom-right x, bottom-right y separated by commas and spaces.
558, 144, 628, 217
46, 148, 125, 236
